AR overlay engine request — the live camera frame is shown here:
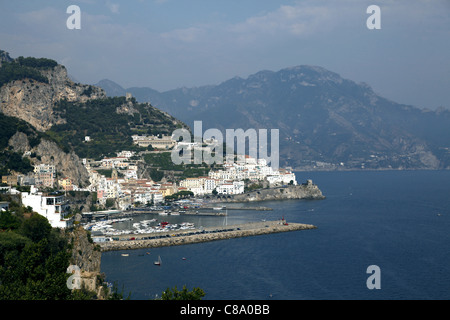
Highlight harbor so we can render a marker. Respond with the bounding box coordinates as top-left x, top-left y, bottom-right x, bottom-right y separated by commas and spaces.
83, 199, 316, 252
97, 219, 317, 252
